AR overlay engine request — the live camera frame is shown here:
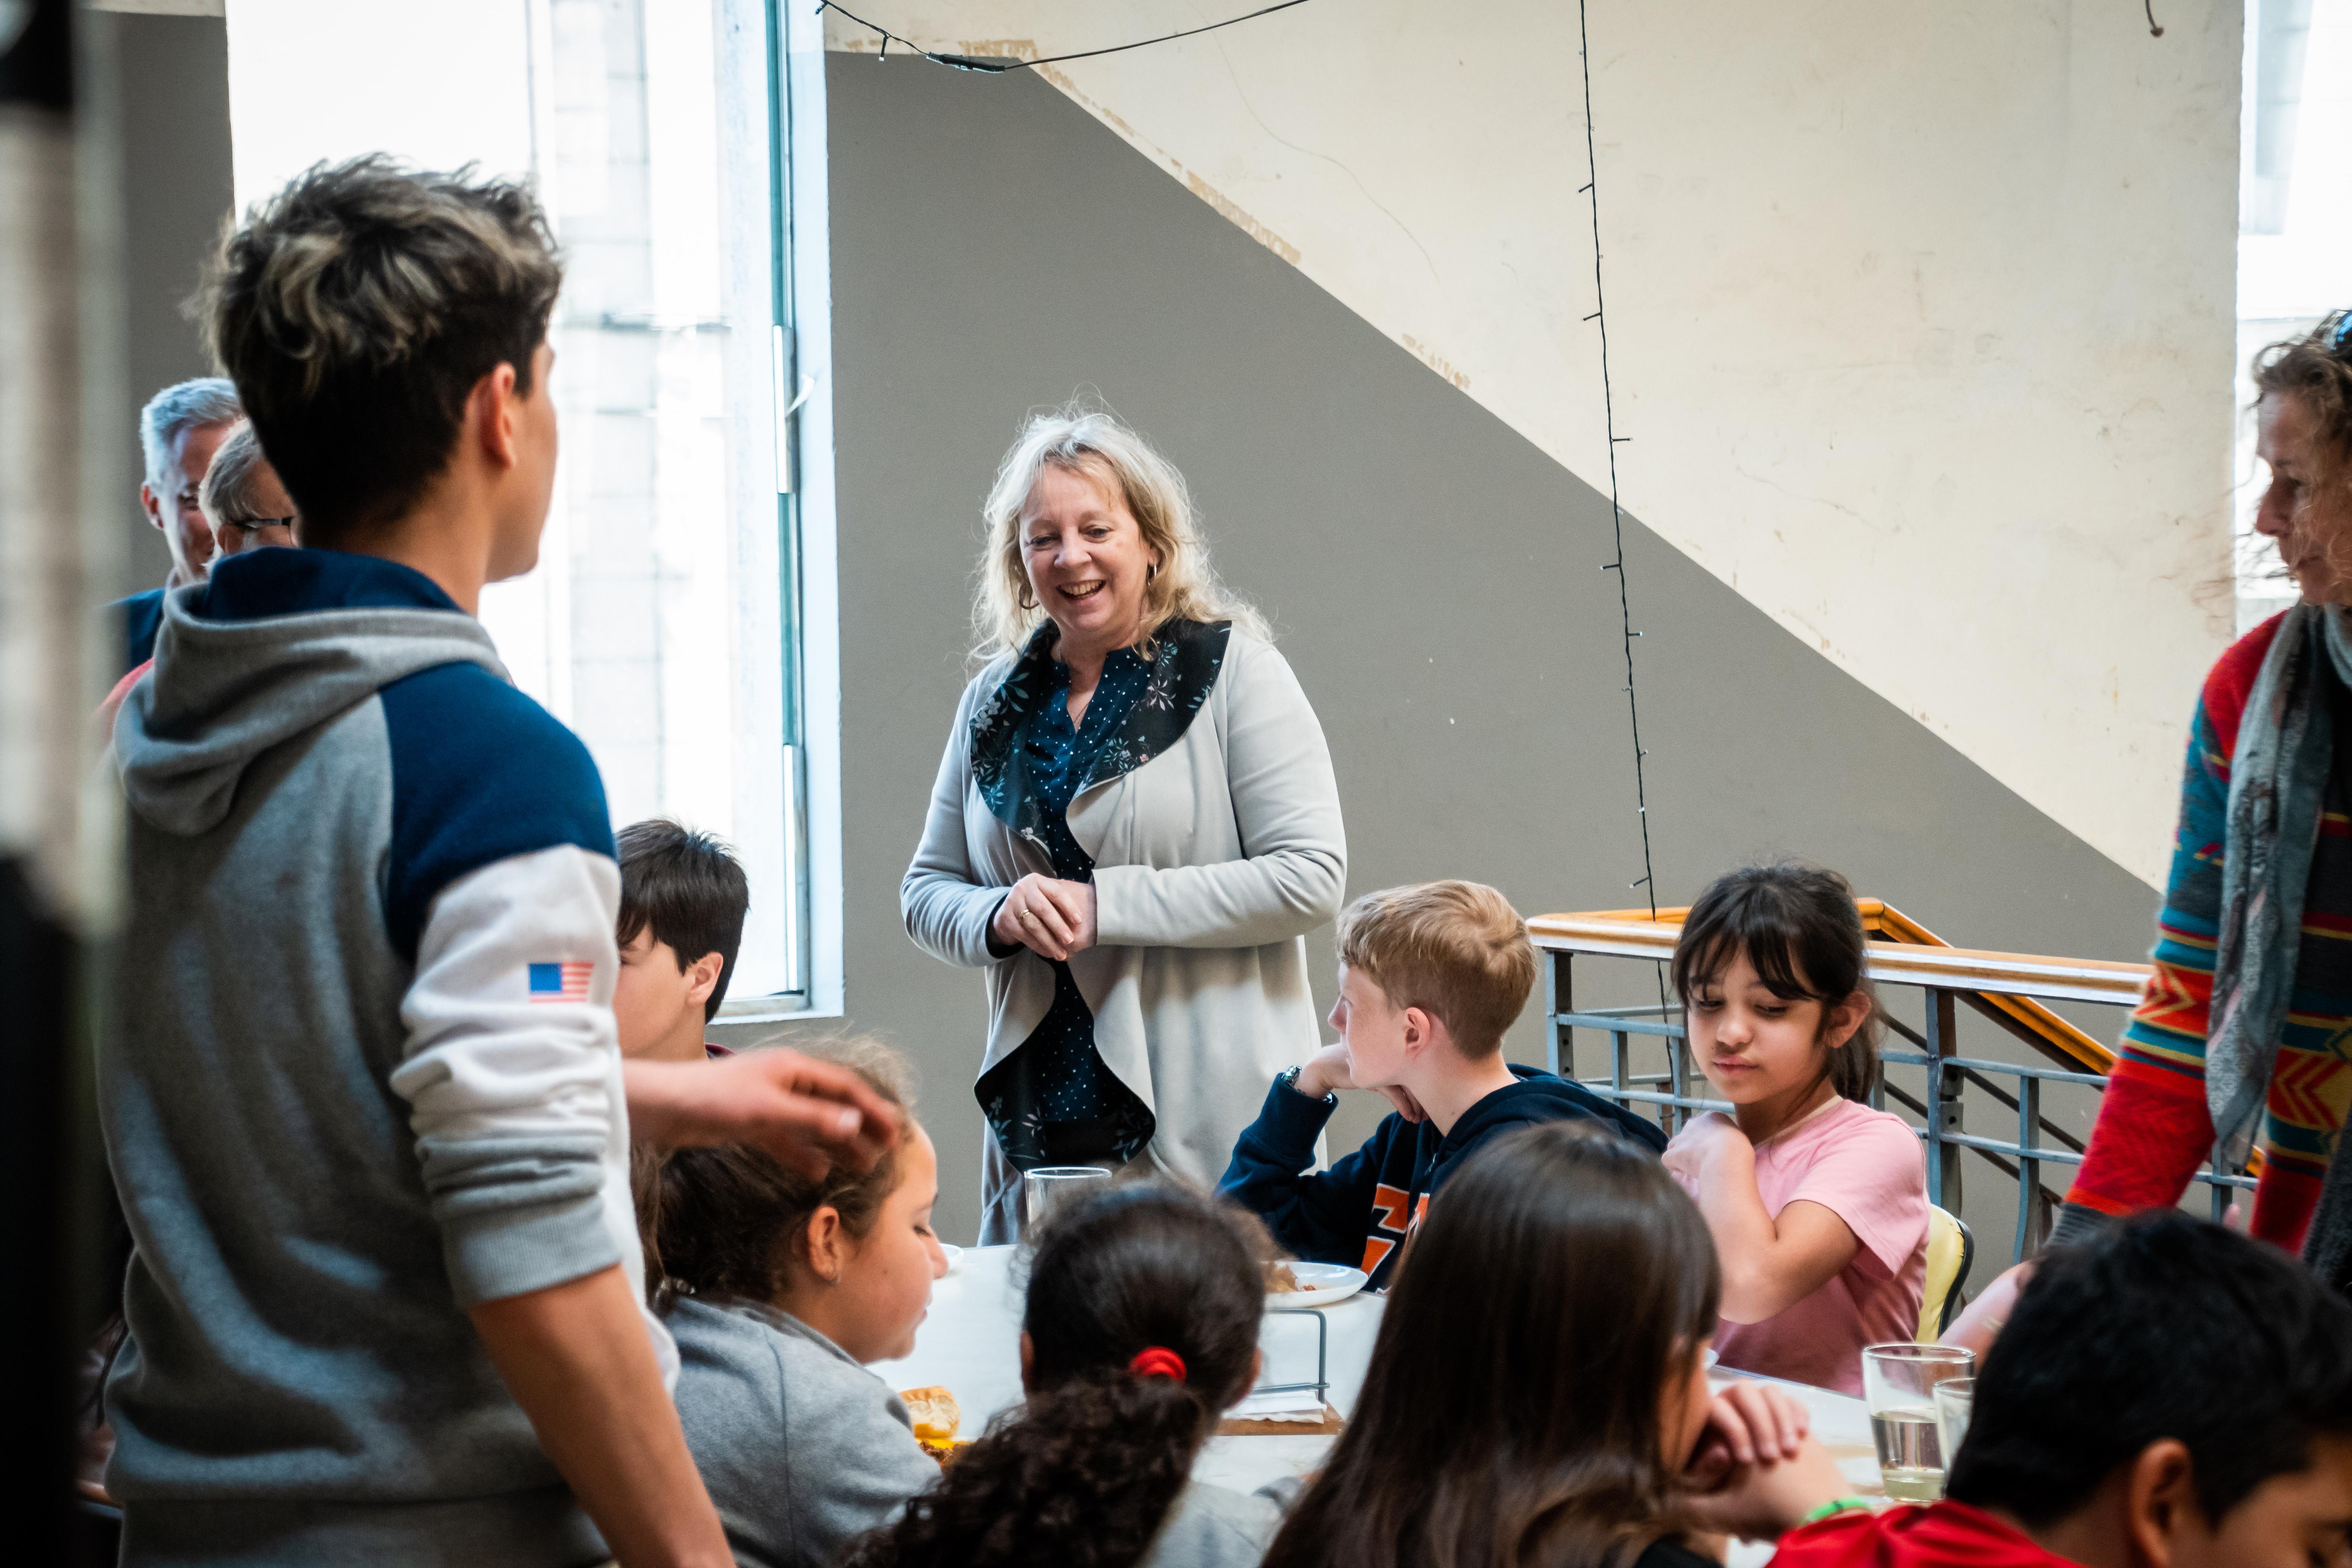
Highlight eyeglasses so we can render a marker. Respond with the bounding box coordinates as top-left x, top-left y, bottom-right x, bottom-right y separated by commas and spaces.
222, 516, 296, 535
